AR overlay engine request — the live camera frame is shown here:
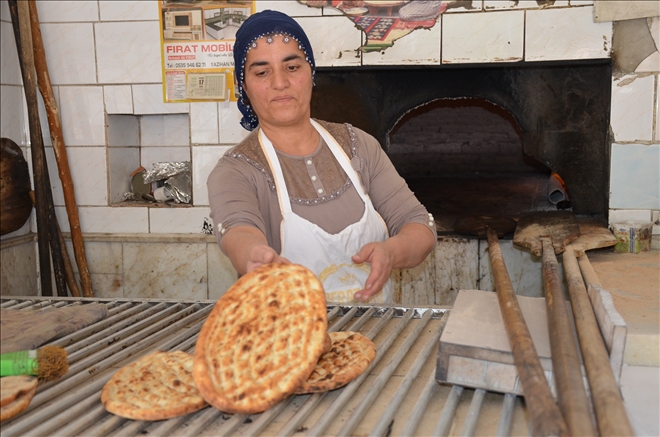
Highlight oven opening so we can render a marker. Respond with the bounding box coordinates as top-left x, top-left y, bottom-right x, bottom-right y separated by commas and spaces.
387, 97, 563, 232
311, 61, 612, 232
